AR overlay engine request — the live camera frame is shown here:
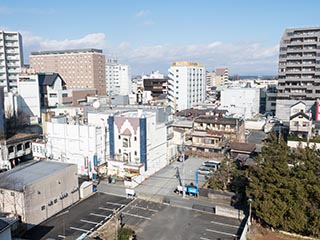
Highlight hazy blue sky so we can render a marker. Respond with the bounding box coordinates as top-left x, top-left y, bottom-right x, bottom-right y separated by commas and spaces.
1, 0, 320, 75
